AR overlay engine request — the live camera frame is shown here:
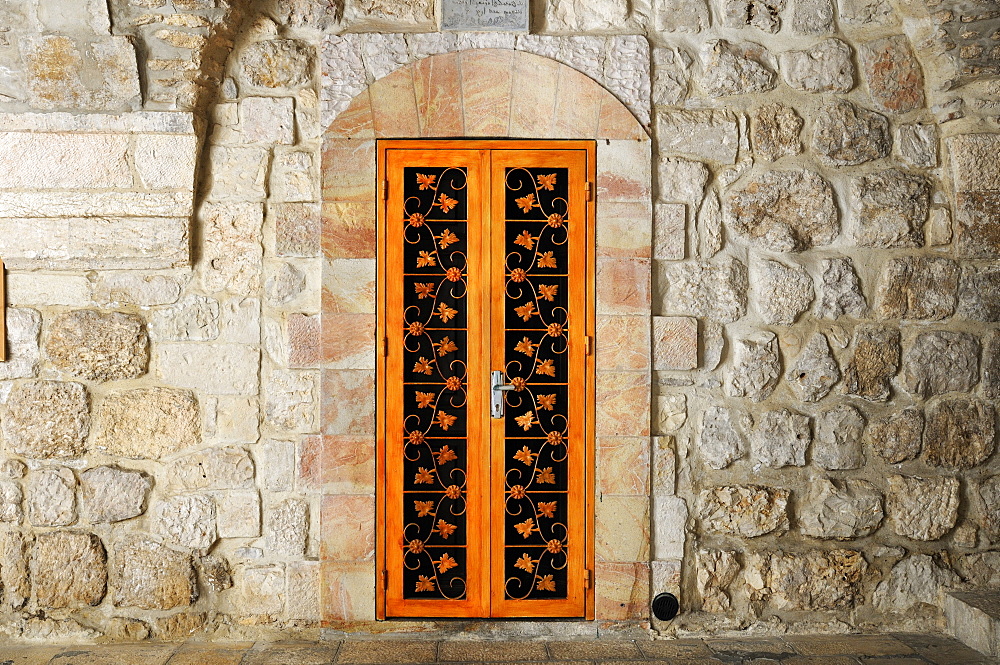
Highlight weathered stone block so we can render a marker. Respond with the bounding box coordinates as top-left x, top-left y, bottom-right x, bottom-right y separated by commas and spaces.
135, 134, 198, 191
699, 406, 747, 470
750, 103, 803, 162
790, 0, 834, 34
800, 477, 883, 540
267, 498, 309, 557
815, 257, 866, 319
205, 146, 268, 201
760, 549, 868, 610
653, 394, 687, 434
852, 169, 929, 248
45, 310, 148, 383
31, 532, 106, 609
652, 316, 697, 370
812, 99, 890, 166
95, 387, 200, 460
876, 257, 958, 320
727, 332, 781, 402
697, 549, 740, 612
657, 110, 738, 164
154, 494, 217, 550
0, 133, 130, 190
274, 202, 322, 258
27, 467, 77, 527
697, 40, 777, 98
859, 35, 926, 114
241, 97, 295, 145
241, 39, 314, 89
813, 404, 865, 470
954, 192, 1000, 259
725, 169, 838, 252
721, 0, 786, 32
985, 330, 1000, 400
271, 148, 318, 203
195, 554, 233, 593
838, 0, 897, 25
923, 398, 995, 469
979, 476, 1000, 540
656, 257, 747, 323
239, 564, 285, 615
873, 555, 959, 613
0, 307, 40, 380
887, 475, 959, 541
656, 0, 710, 31
155, 344, 259, 395
92, 273, 183, 308
657, 157, 709, 207
958, 265, 1000, 322
79, 466, 151, 523
0, 482, 22, 523
652, 47, 692, 106
698, 485, 789, 537
842, 325, 900, 401
200, 202, 264, 294
786, 332, 840, 402
751, 409, 811, 468
949, 134, 1000, 193
149, 295, 219, 342
780, 39, 854, 93
214, 490, 261, 539
902, 331, 979, 398
287, 560, 322, 621
20, 36, 140, 112
264, 369, 319, 433
167, 446, 255, 492
755, 259, 814, 325
897, 123, 938, 168
652, 203, 685, 261
112, 538, 196, 610
4, 380, 89, 459
697, 189, 723, 258
866, 408, 923, 464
